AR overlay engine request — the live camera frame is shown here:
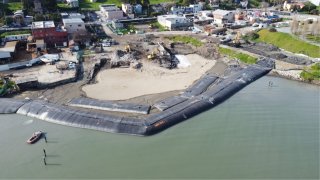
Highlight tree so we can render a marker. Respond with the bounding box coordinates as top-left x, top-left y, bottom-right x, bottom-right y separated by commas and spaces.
141, 0, 150, 7
42, 0, 57, 11
182, 0, 190, 6
22, 0, 31, 10
34, 14, 45, 21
